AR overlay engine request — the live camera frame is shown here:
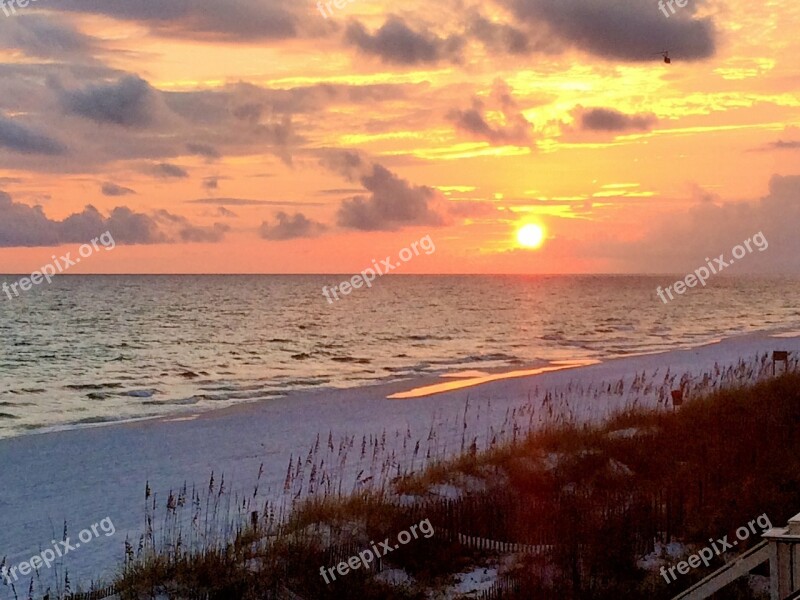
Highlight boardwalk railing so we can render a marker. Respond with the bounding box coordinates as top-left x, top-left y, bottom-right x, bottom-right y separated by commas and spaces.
670, 541, 770, 600
671, 511, 800, 600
